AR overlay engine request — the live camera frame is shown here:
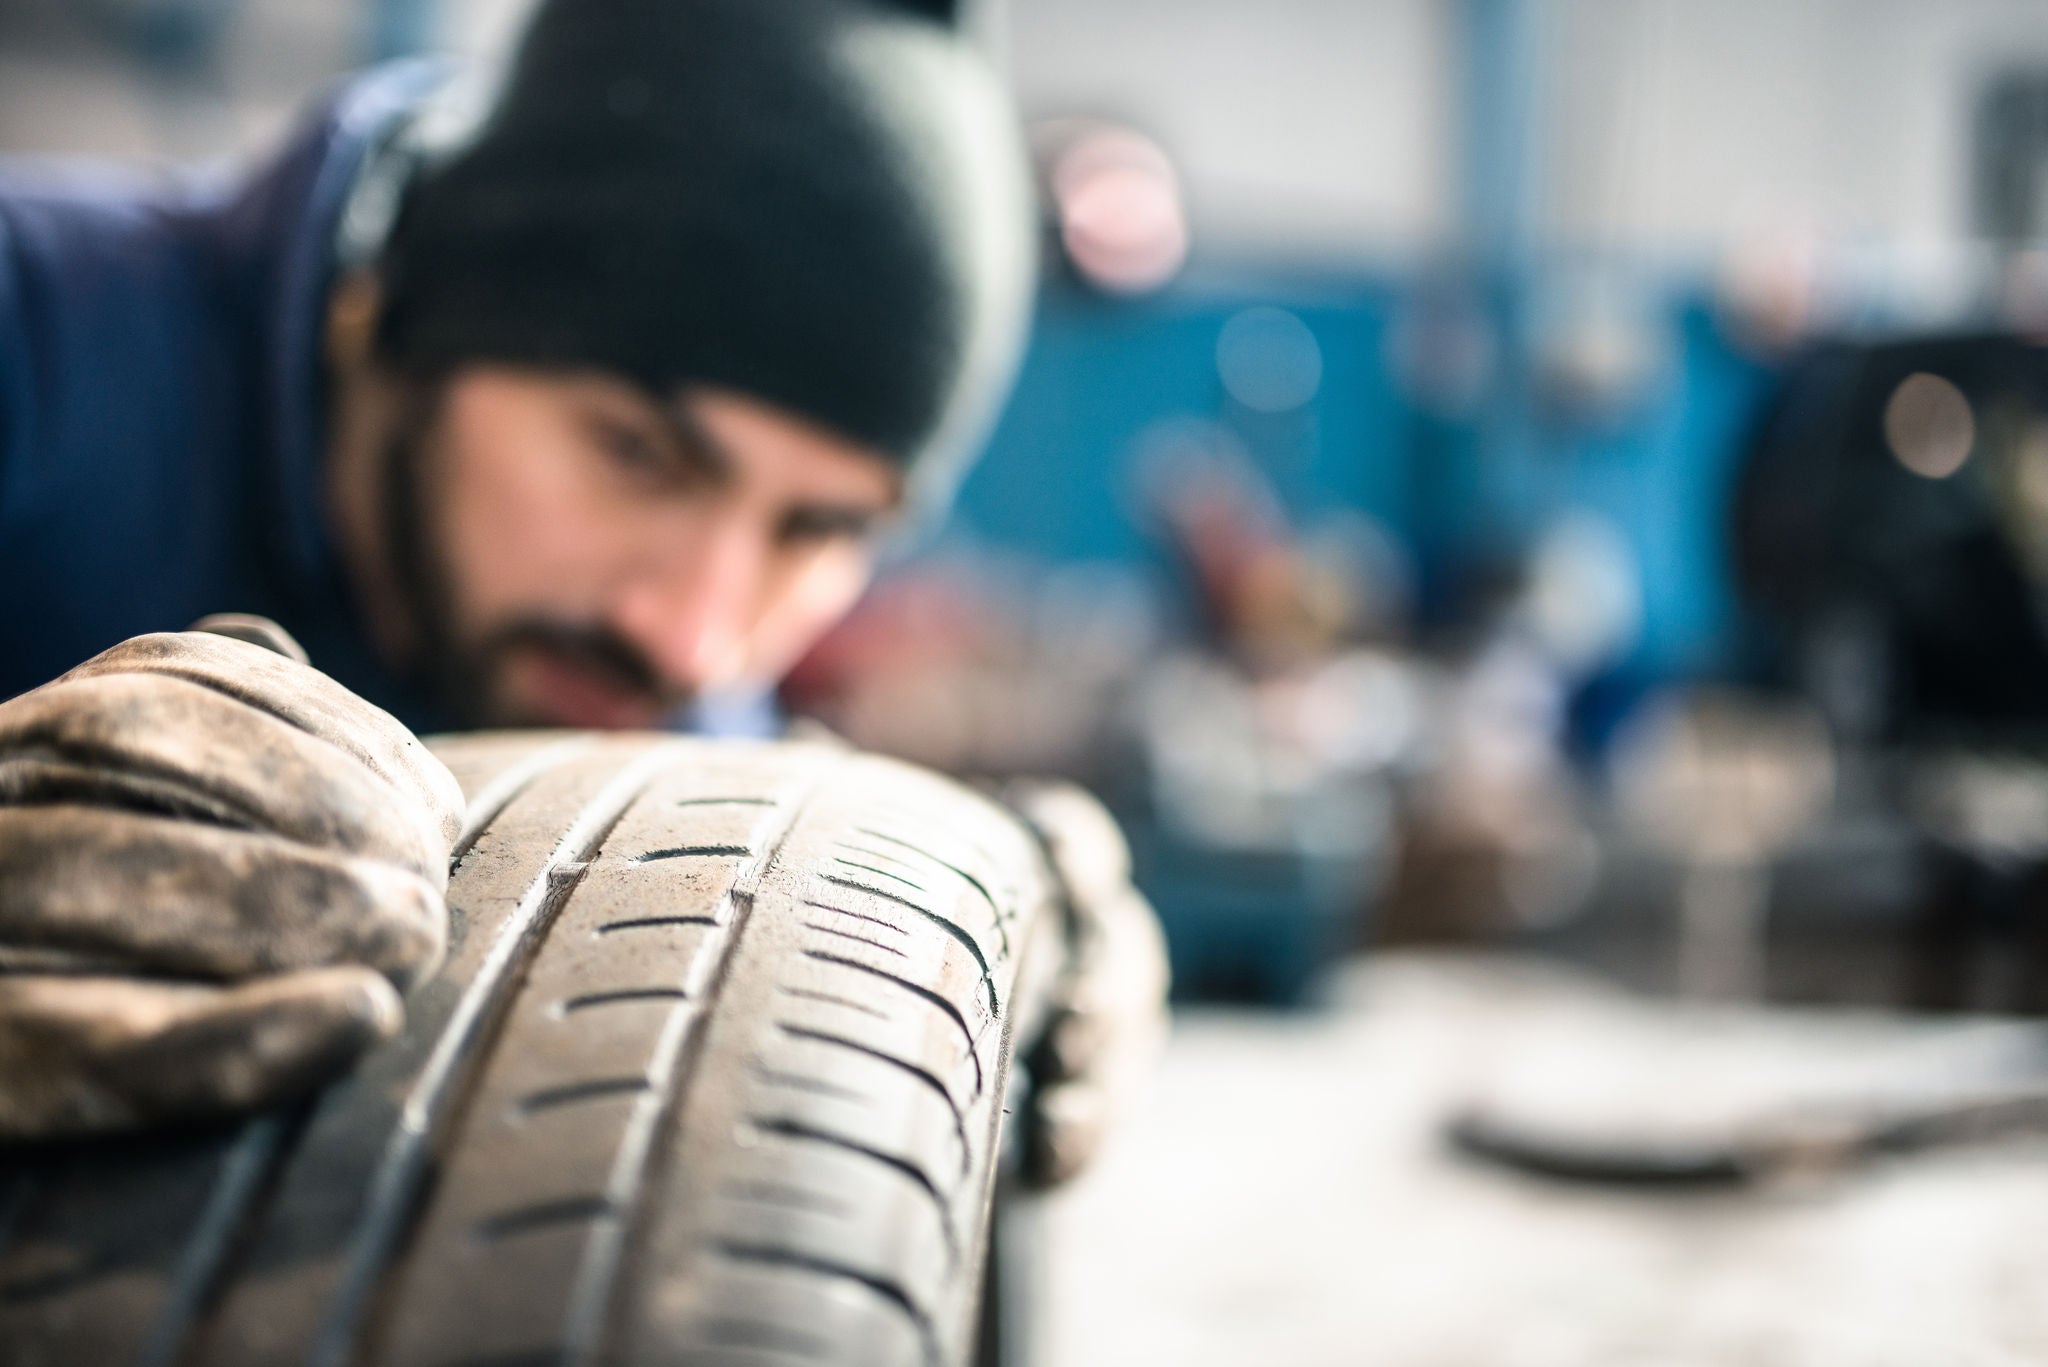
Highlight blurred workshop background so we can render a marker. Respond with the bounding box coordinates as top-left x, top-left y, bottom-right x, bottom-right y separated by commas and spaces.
15, 0, 2048, 1360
